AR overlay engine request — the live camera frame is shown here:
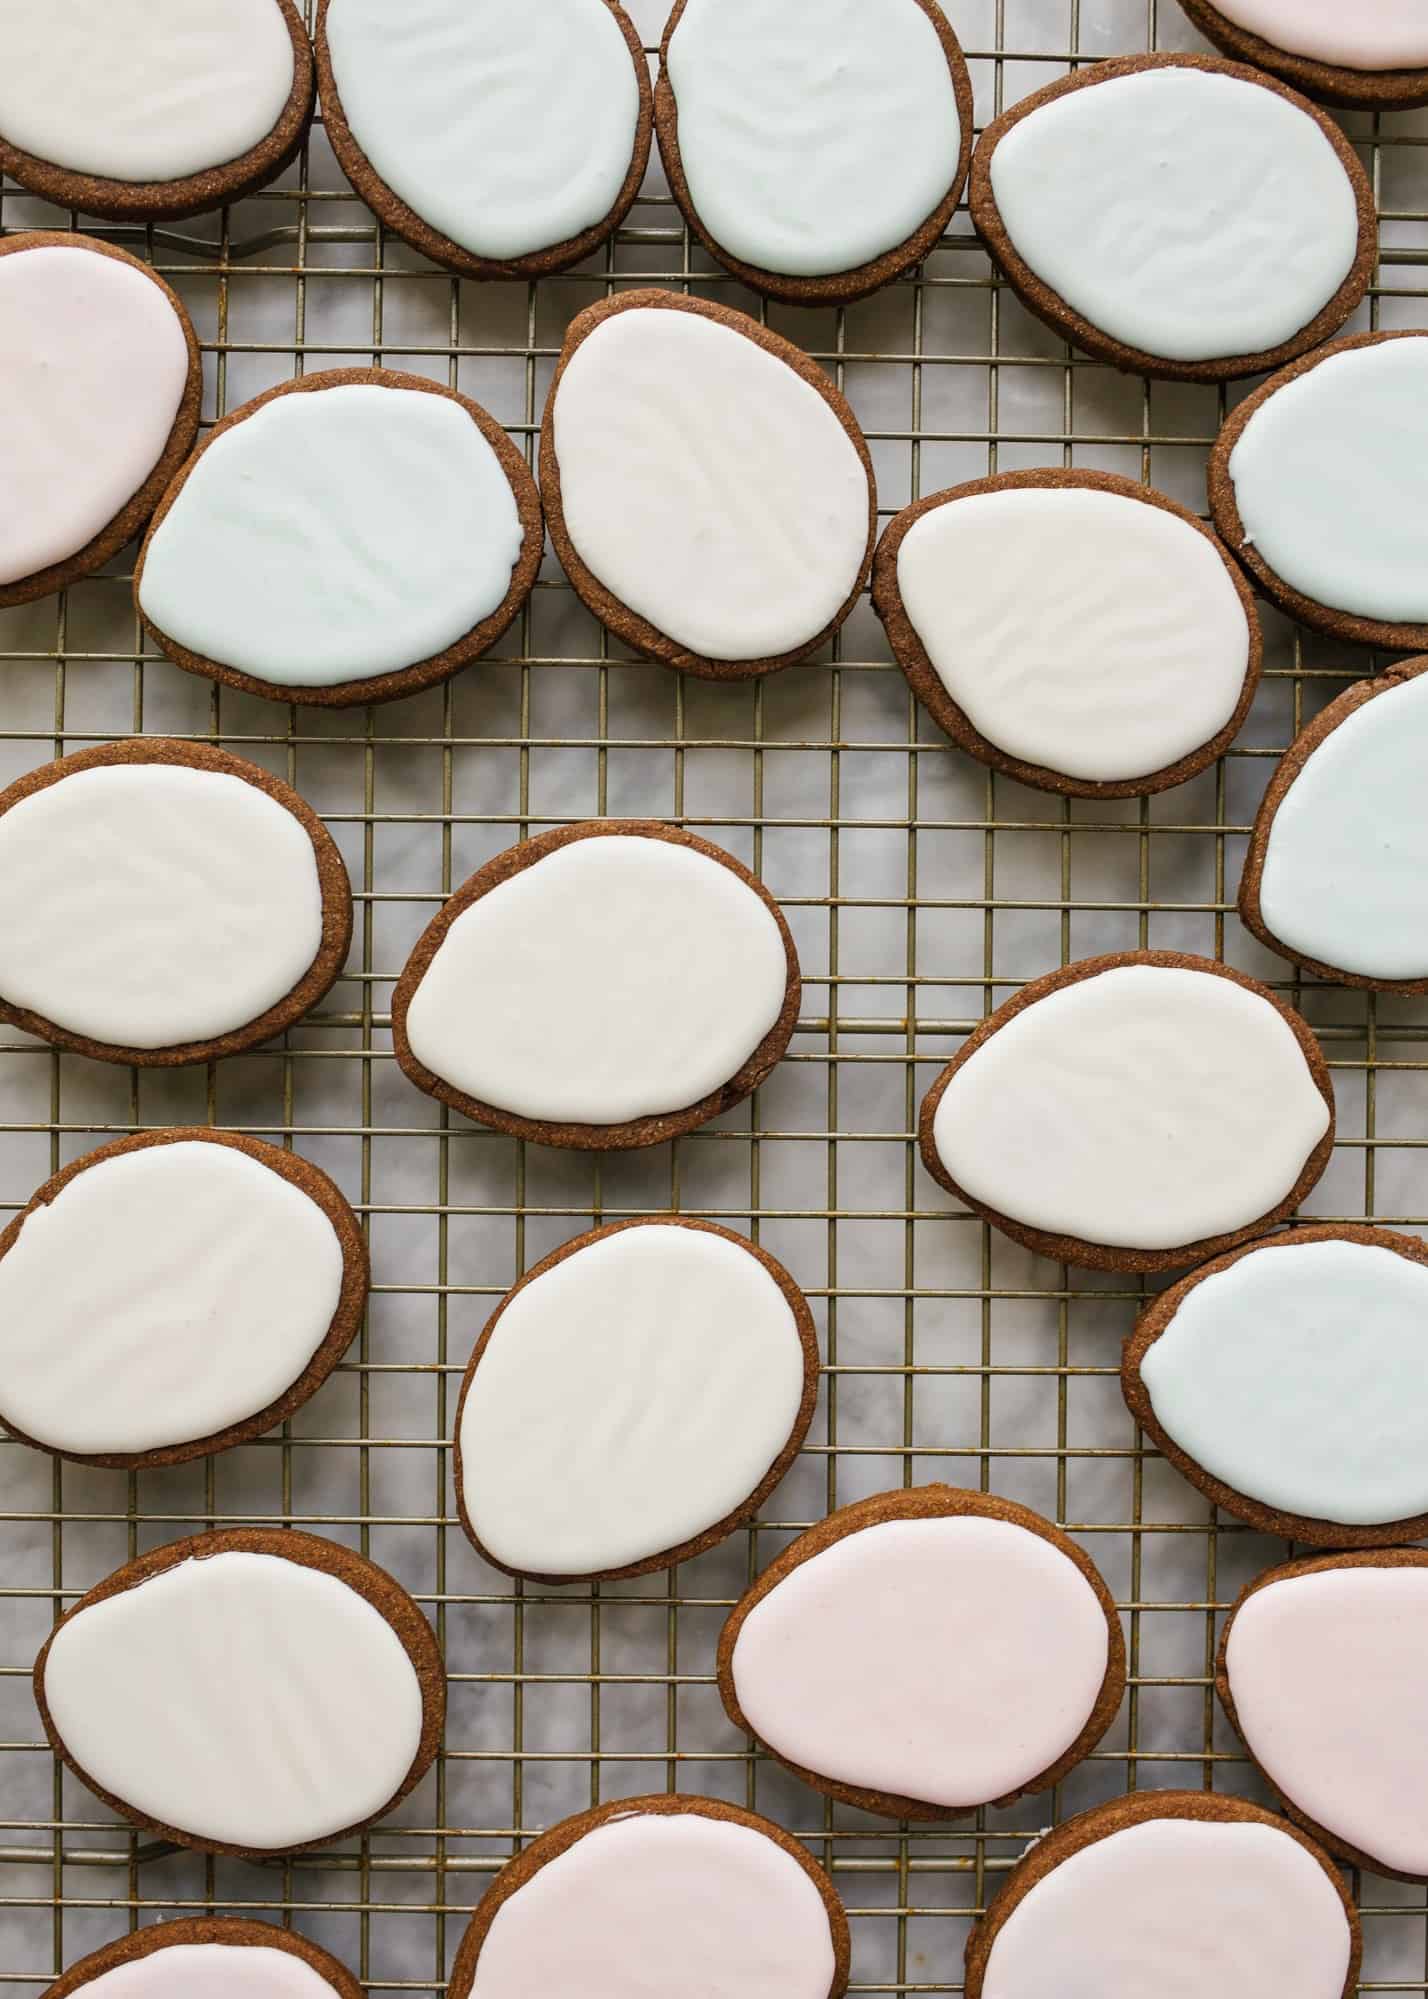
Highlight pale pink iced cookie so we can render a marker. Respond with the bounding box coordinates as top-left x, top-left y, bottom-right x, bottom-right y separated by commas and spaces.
1178, 0, 1428, 110
43, 1919, 360, 1999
